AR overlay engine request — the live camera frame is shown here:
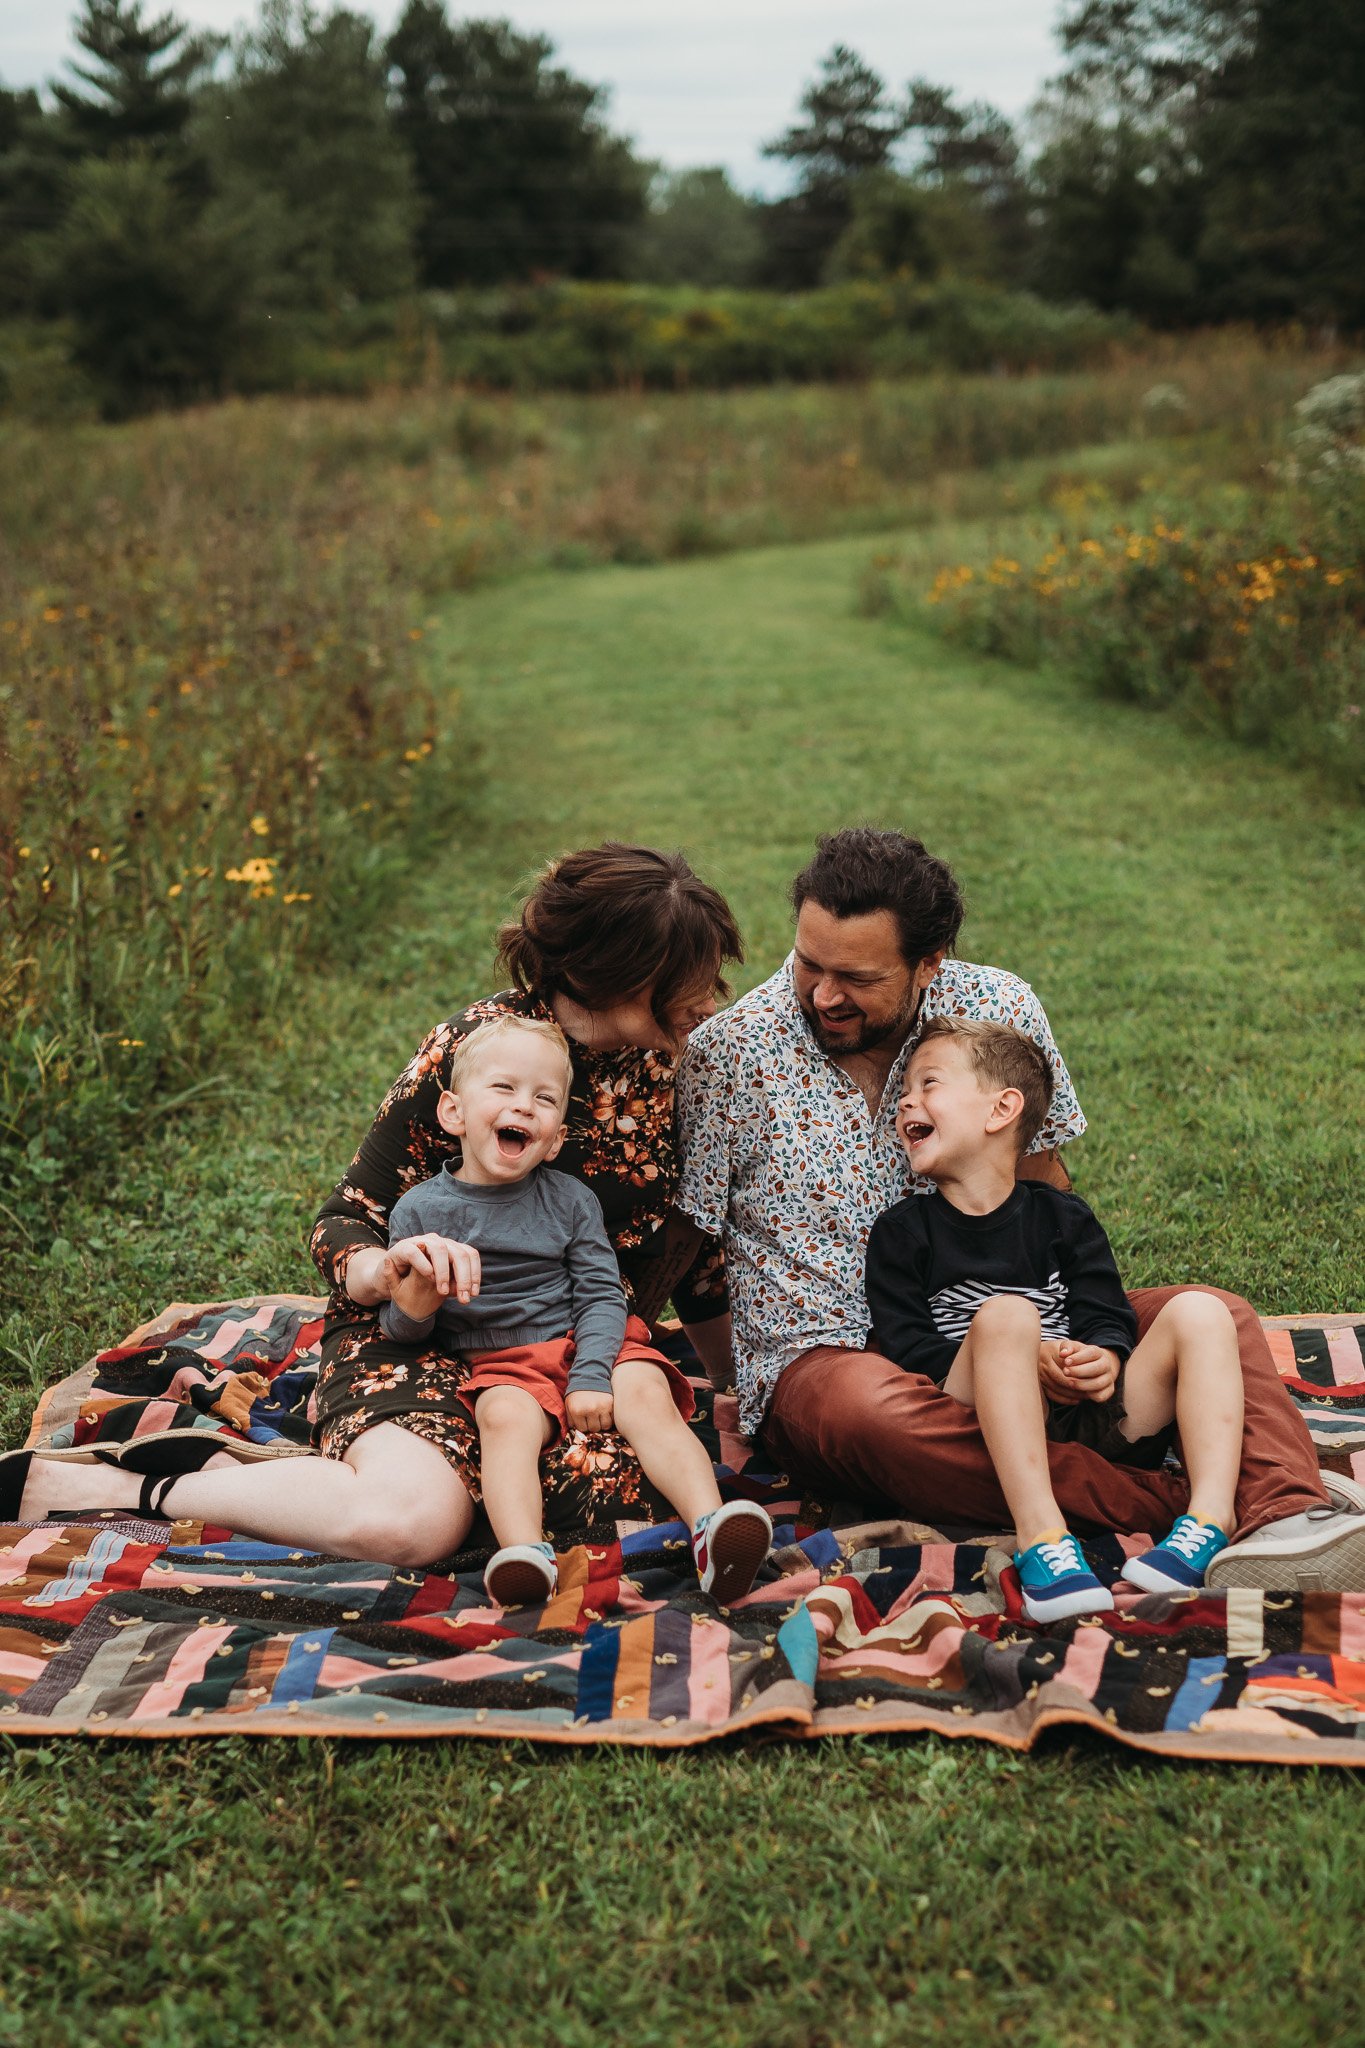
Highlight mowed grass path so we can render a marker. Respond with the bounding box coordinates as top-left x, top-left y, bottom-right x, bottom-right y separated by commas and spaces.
3, 531, 1363, 2048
